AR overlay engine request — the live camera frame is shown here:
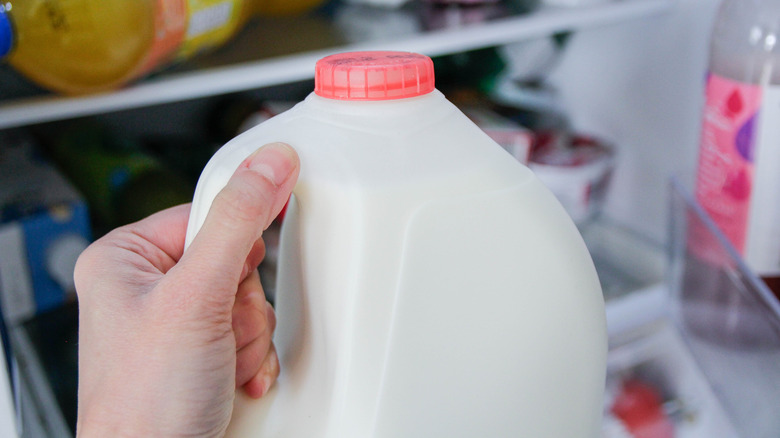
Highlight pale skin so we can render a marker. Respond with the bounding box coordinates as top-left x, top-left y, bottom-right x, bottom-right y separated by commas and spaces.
74, 143, 300, 437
